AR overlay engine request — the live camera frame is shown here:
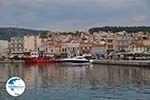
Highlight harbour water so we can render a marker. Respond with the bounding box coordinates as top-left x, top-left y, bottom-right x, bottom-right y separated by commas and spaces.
0, 63, 150, 100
